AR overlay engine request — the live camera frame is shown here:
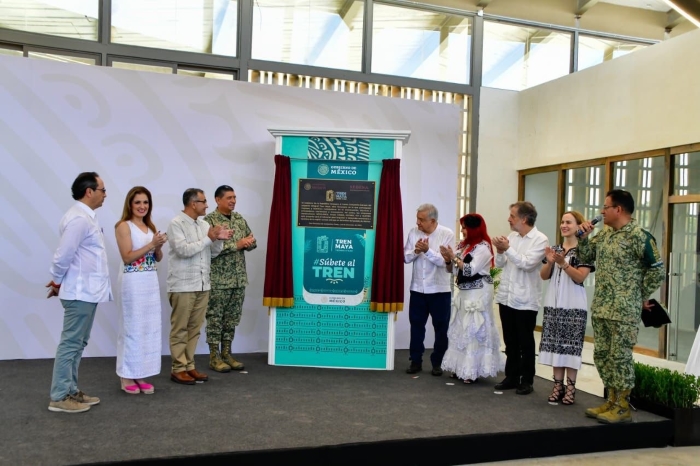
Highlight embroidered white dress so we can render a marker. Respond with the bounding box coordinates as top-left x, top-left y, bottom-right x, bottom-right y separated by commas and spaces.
538, 247, 593, 370
686, 329, 700, 377
441, 241, 505, 380
116, 221, 162, 379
